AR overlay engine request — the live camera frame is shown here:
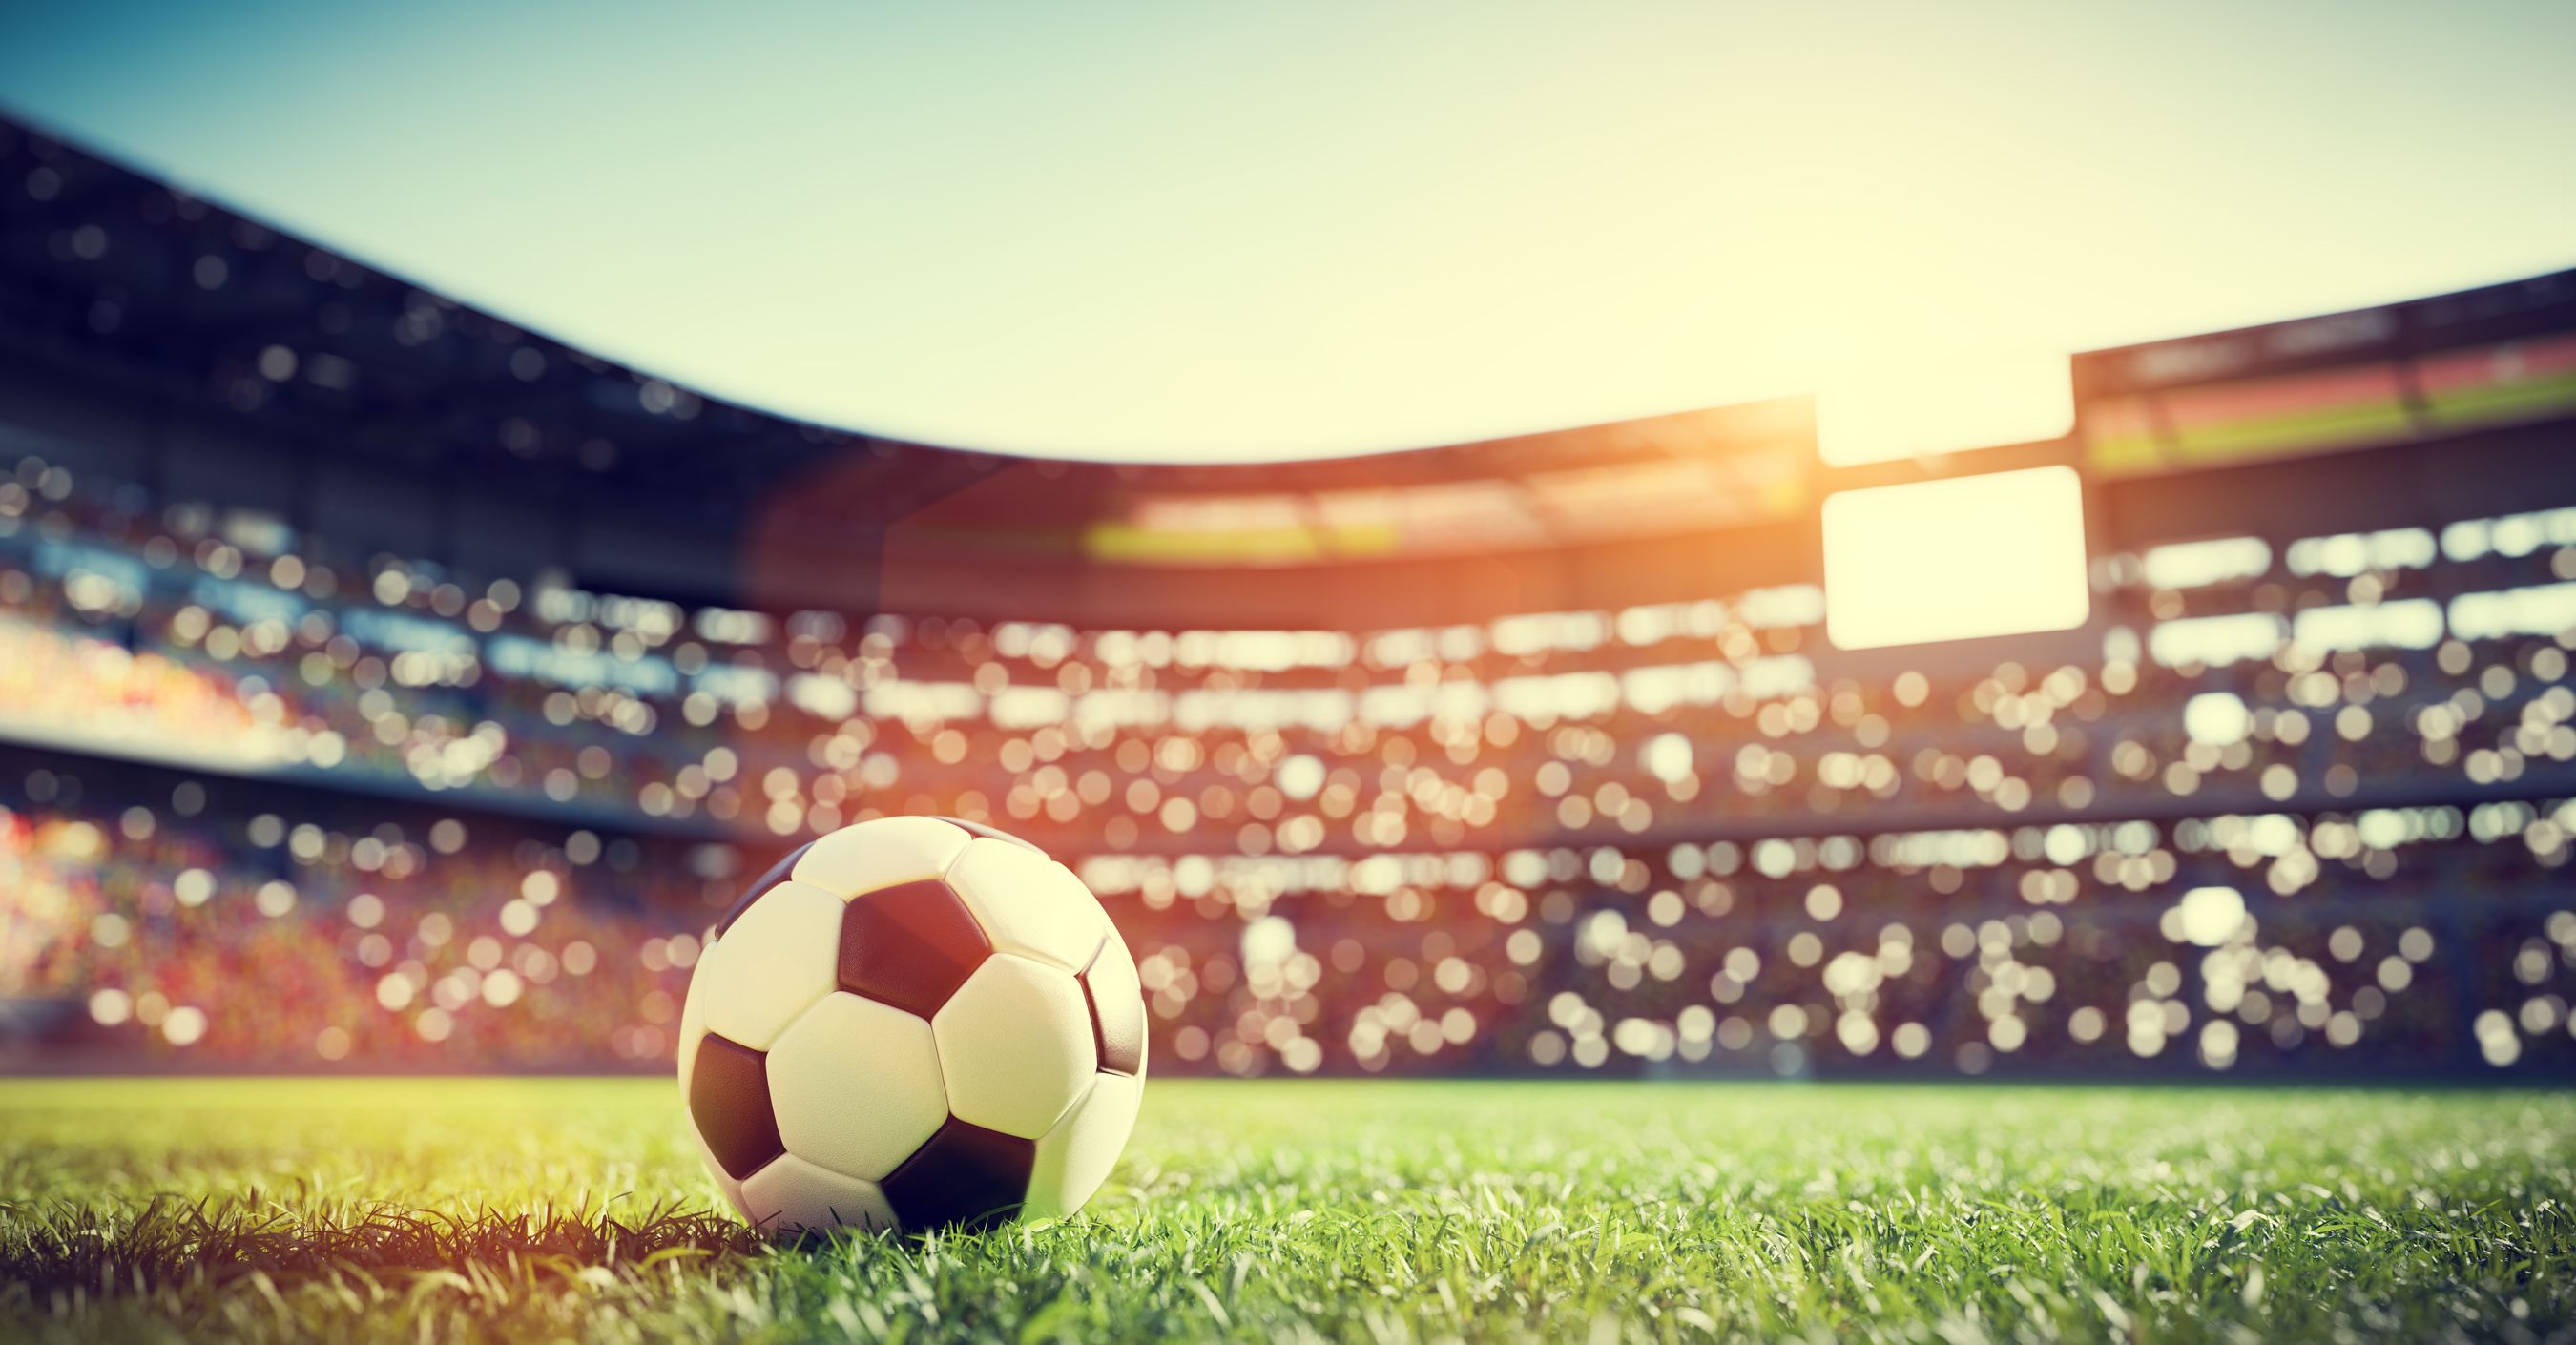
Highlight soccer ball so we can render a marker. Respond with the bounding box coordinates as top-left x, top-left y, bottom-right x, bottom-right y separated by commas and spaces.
675, 815, 1145, 1234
